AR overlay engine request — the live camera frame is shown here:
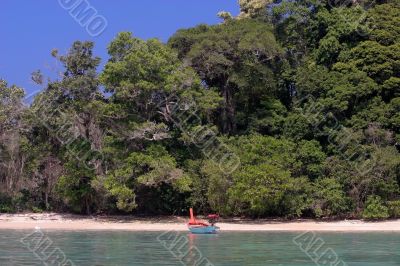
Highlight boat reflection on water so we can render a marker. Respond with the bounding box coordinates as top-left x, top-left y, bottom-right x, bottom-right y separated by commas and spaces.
184, 227, 219, 265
